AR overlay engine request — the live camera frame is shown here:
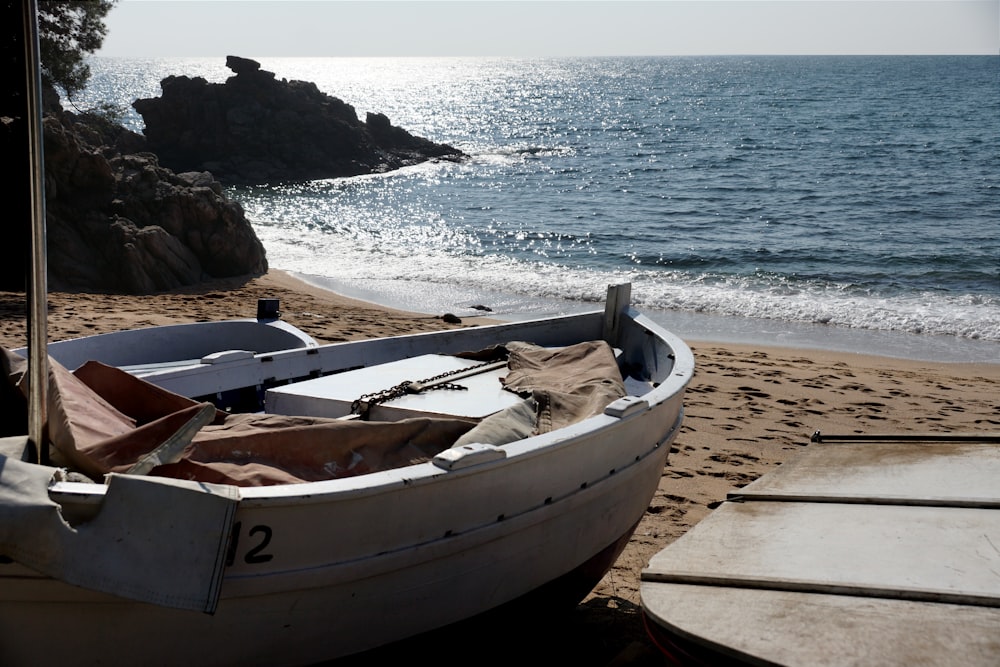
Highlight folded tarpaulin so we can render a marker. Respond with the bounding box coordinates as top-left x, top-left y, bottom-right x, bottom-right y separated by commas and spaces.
455, 340, 626, 447
0, 455, 238, 613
